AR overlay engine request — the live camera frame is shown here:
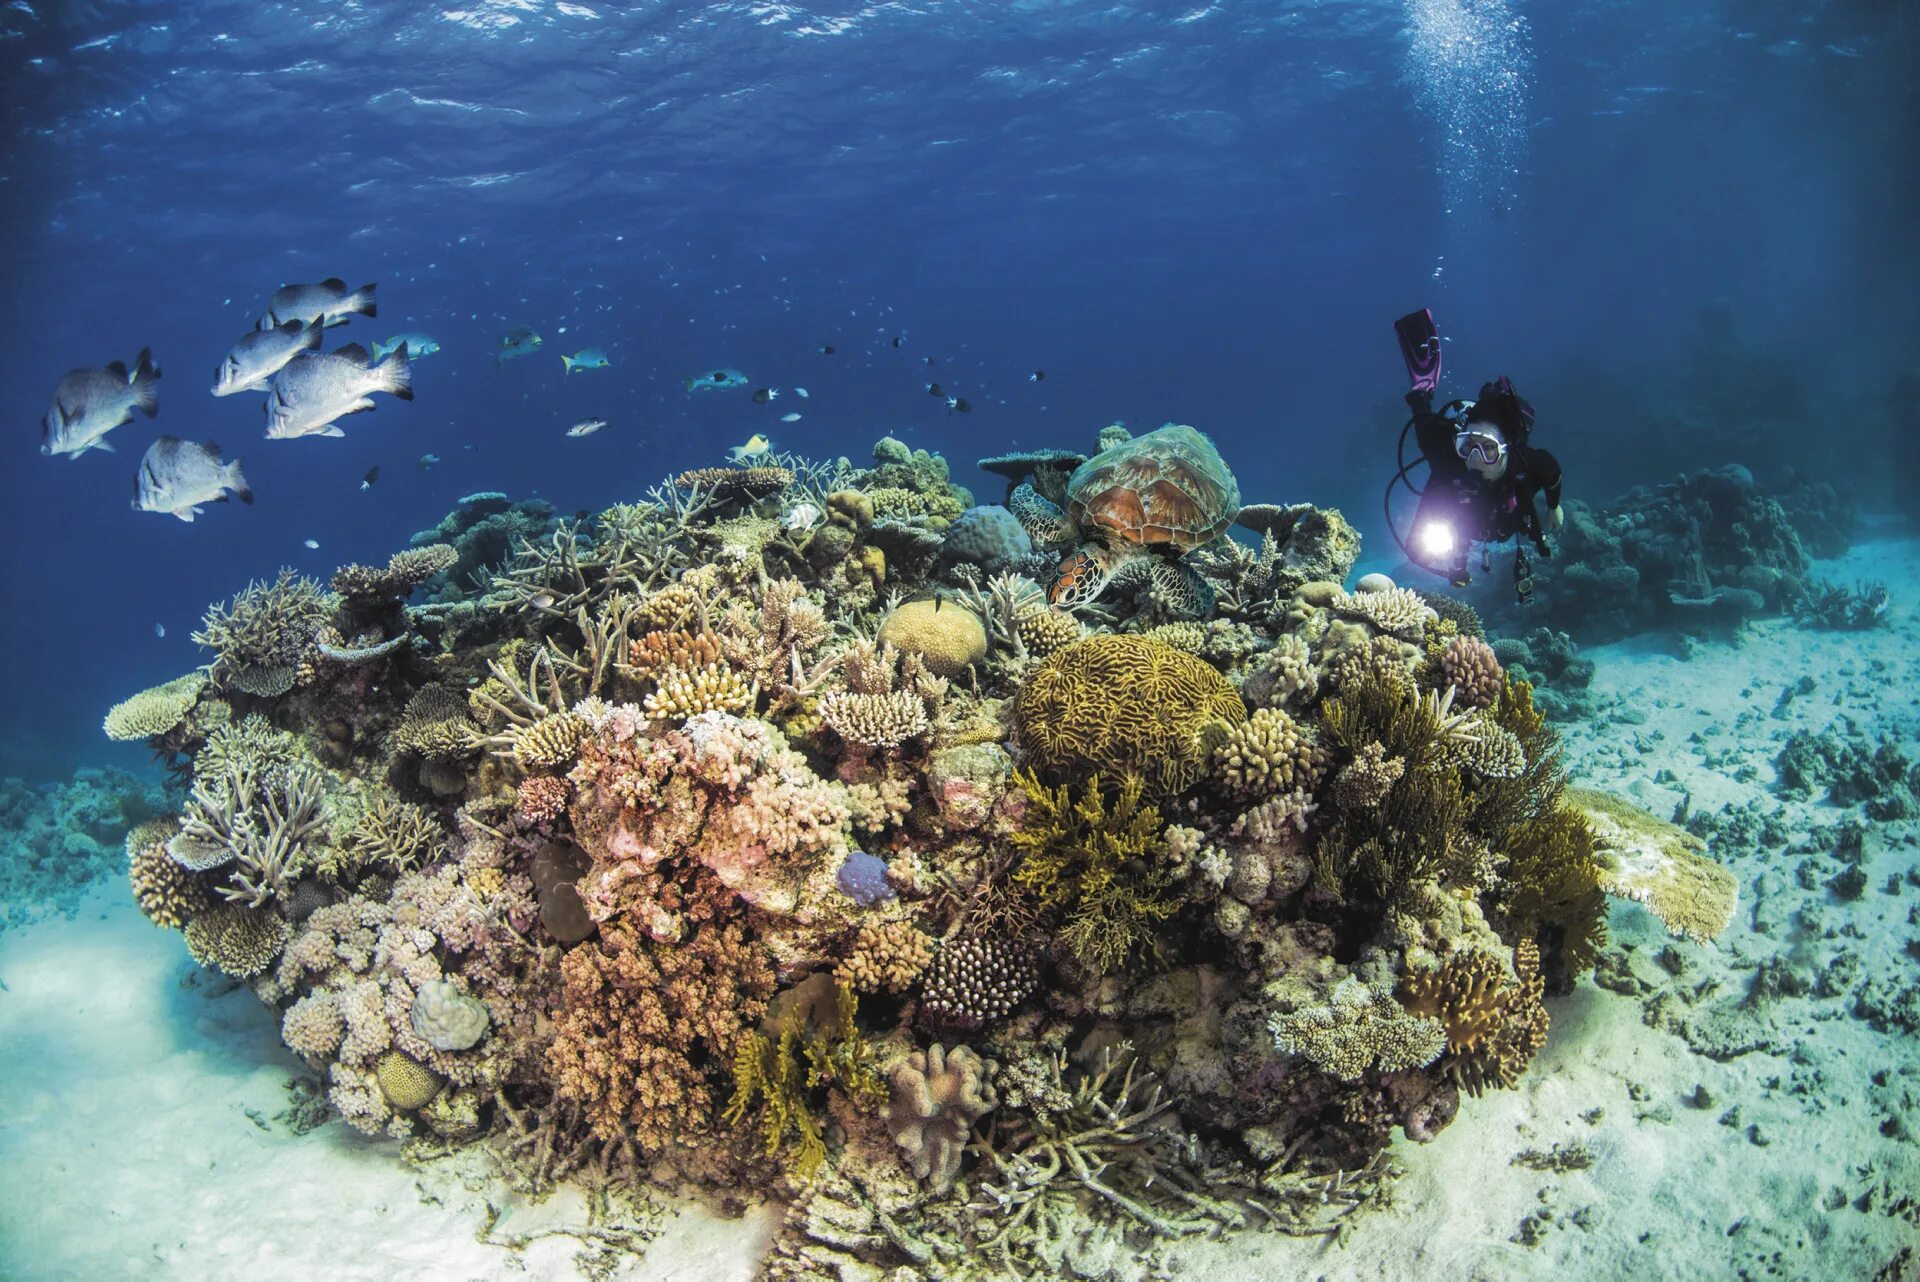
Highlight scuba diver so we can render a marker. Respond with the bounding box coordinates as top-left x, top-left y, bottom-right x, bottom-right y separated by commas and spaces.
1386, 308, 1564, 603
